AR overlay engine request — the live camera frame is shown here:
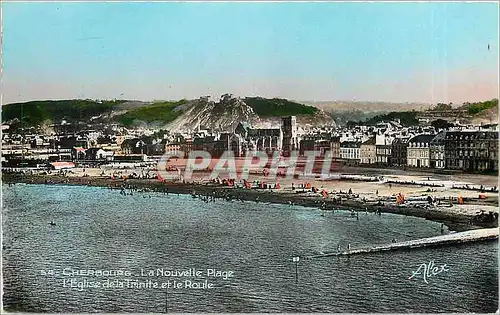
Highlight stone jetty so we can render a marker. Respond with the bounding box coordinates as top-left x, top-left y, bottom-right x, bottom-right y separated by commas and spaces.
305, 227, 498, 259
